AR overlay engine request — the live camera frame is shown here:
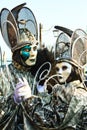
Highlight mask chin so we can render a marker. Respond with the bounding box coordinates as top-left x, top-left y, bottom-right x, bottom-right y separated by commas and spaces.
58, 79, 66, 84
25, 57, 37, 66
